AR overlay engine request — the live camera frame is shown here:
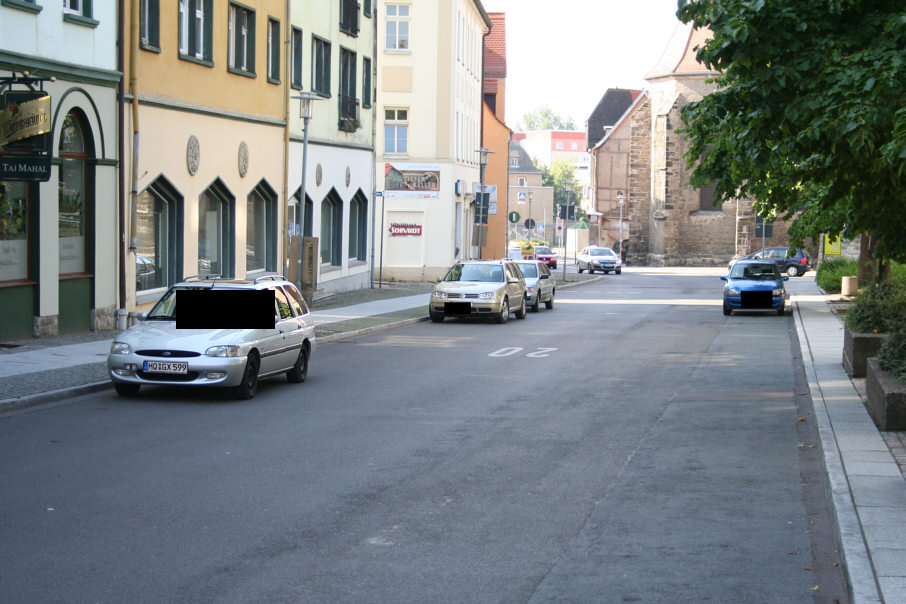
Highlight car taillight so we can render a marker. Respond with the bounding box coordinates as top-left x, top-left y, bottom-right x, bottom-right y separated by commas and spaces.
799, 257, 807, 264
